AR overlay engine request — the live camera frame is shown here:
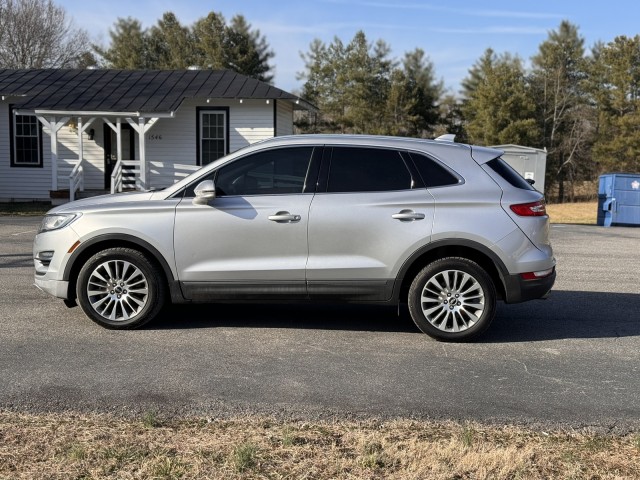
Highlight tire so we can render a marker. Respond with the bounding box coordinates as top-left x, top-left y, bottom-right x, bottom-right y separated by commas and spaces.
408, 257, 496, 342
76, 247, 166, 329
